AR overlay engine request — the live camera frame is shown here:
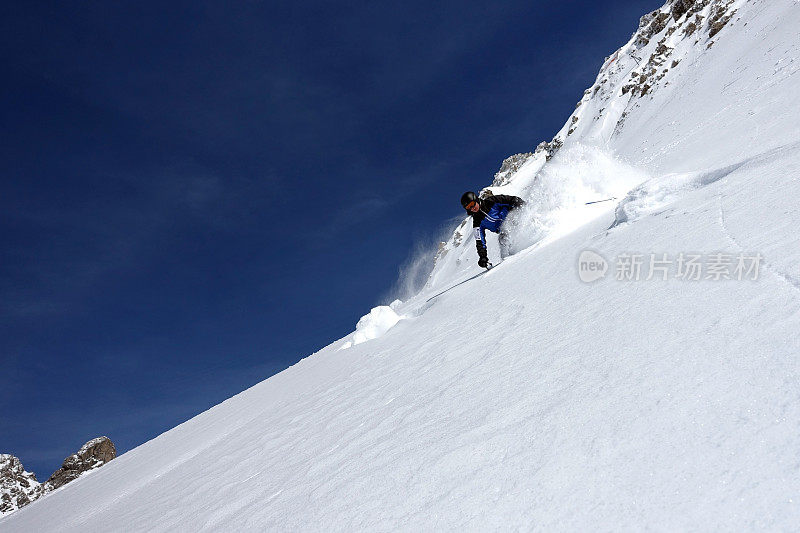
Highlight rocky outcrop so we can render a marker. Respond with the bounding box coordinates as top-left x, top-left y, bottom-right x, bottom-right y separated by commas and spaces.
0, 455, 43, 516
488, 139, 561, 189
635, 9, 671, 48
44, 437, 116, 492
538, 138, 563, 159
492, 152, 534, 186
708, 0, 736, 38
670, 0, 695, 21
616, 0, 739, 100
0, 437, 116, 517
